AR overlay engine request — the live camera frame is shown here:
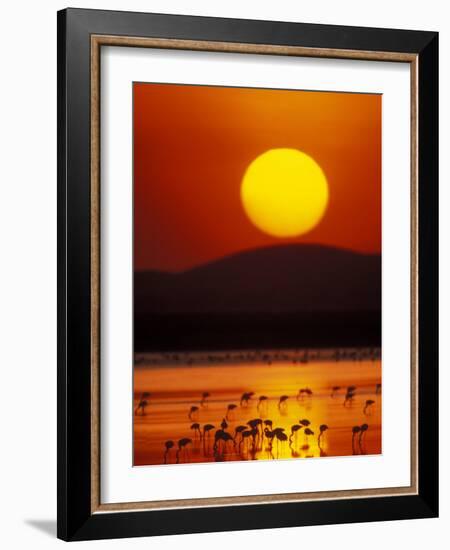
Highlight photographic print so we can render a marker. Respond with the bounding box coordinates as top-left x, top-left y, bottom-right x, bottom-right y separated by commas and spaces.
133, 83, 382, 467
